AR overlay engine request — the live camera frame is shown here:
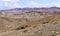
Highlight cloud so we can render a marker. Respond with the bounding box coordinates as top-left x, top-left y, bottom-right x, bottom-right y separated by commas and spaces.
24, 2, 60, 8
0, 0, 20, 2
23, 1, 51, 8
24, 2, 43, 8
0, 0, 13, 1
0, 0, 21, 9
50, 2, 60, 7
